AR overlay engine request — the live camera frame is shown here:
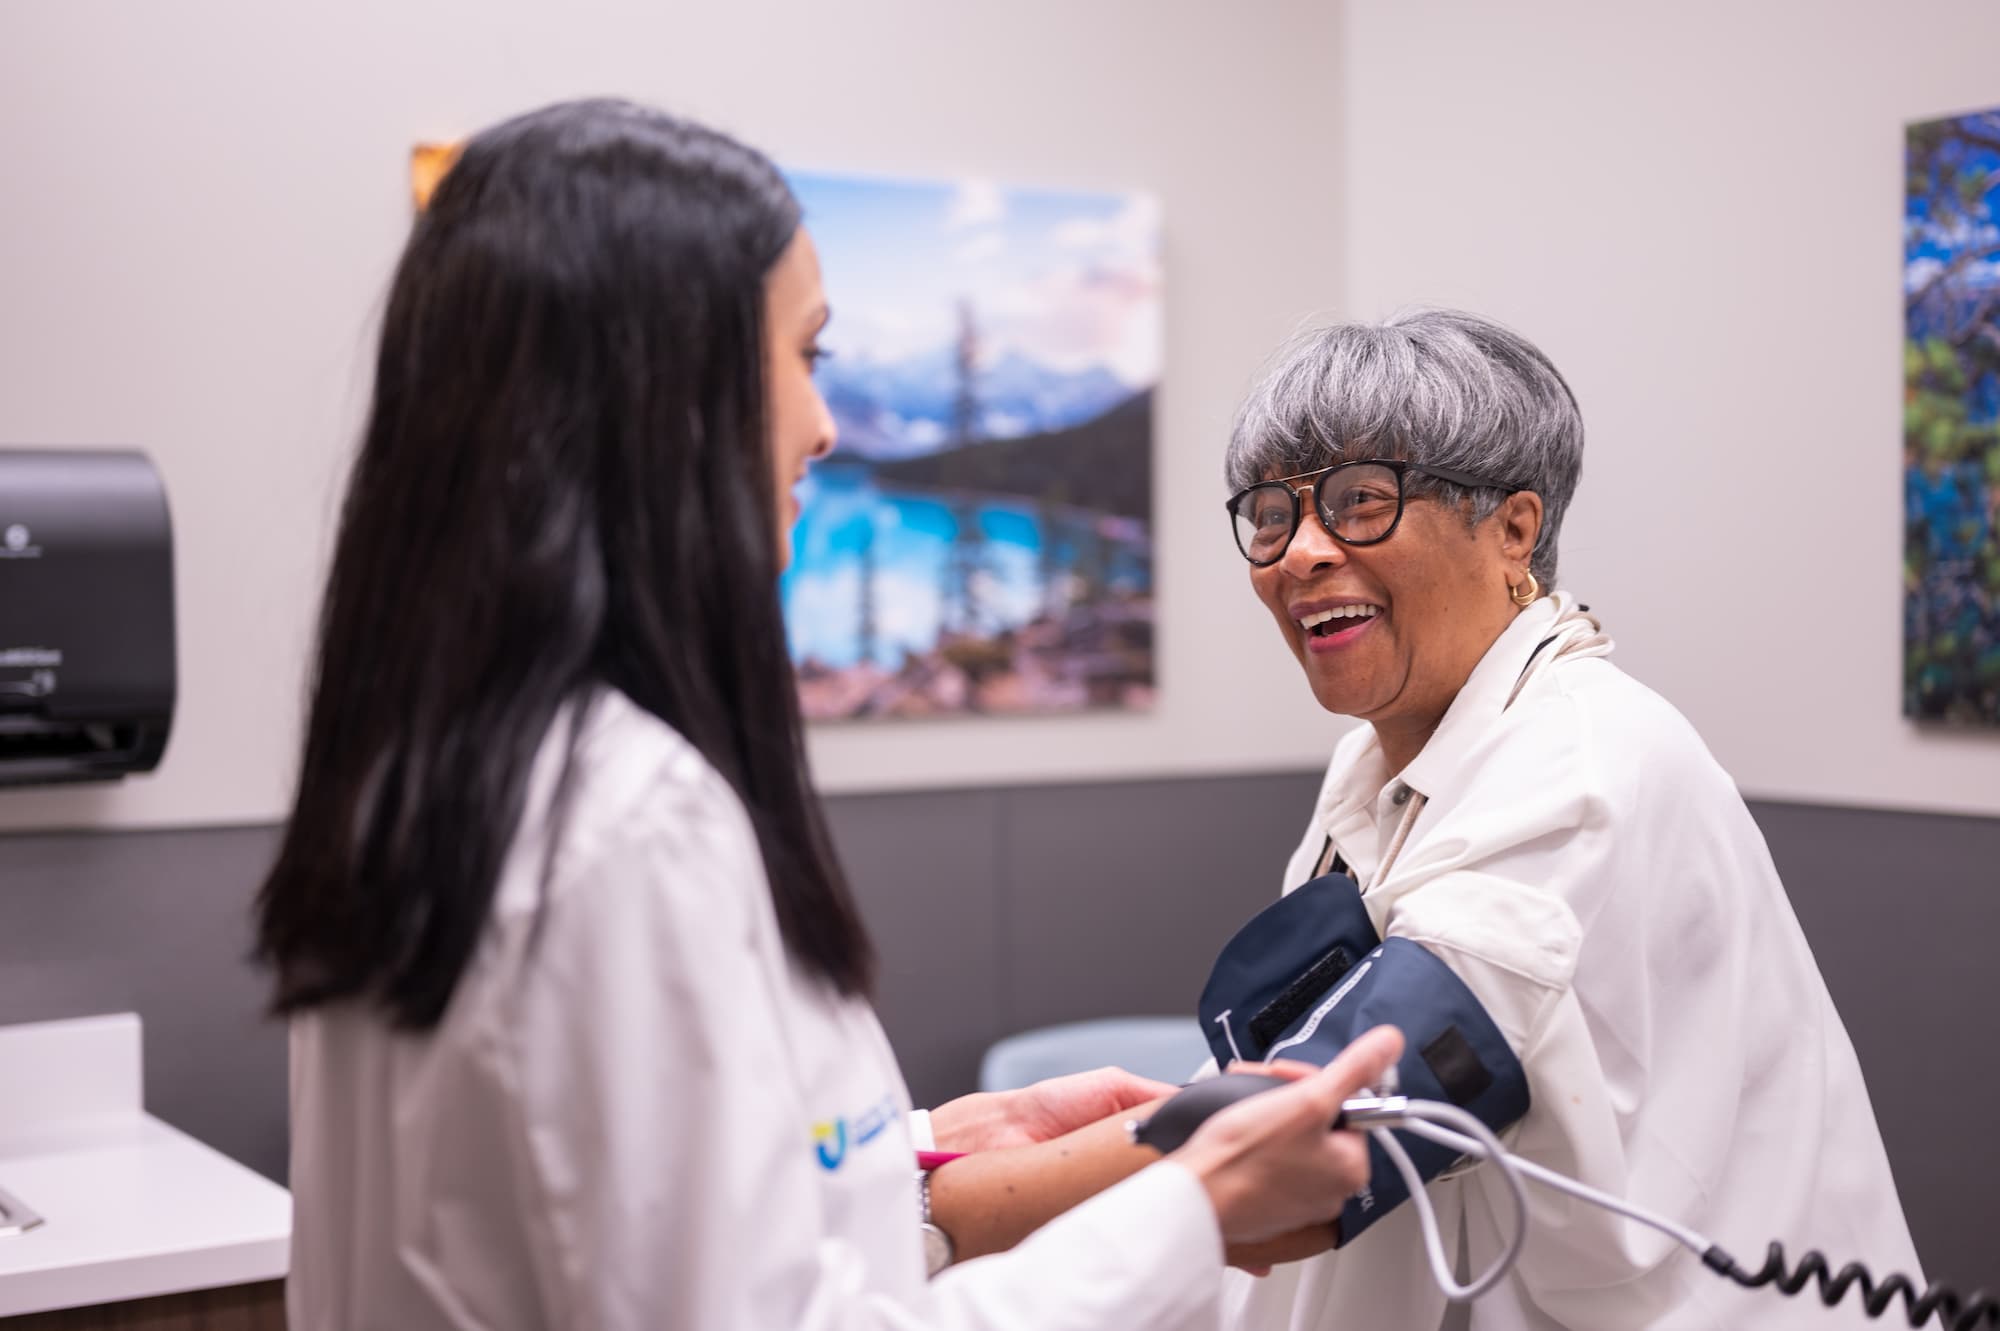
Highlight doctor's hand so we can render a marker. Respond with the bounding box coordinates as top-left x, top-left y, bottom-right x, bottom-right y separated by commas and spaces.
928, 1067, 1178, 1151
1171, 1025, 1403, 1248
